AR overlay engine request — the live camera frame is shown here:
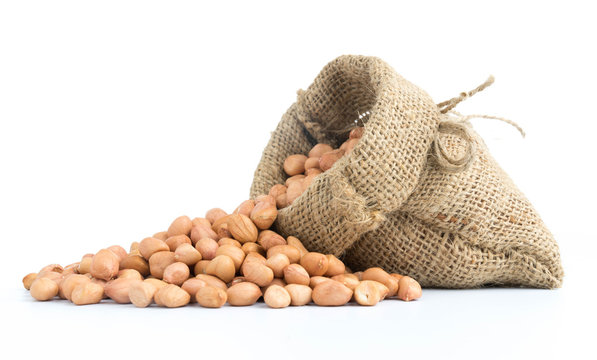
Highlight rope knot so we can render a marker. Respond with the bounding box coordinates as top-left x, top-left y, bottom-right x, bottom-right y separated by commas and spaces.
433, 76, 524, 172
